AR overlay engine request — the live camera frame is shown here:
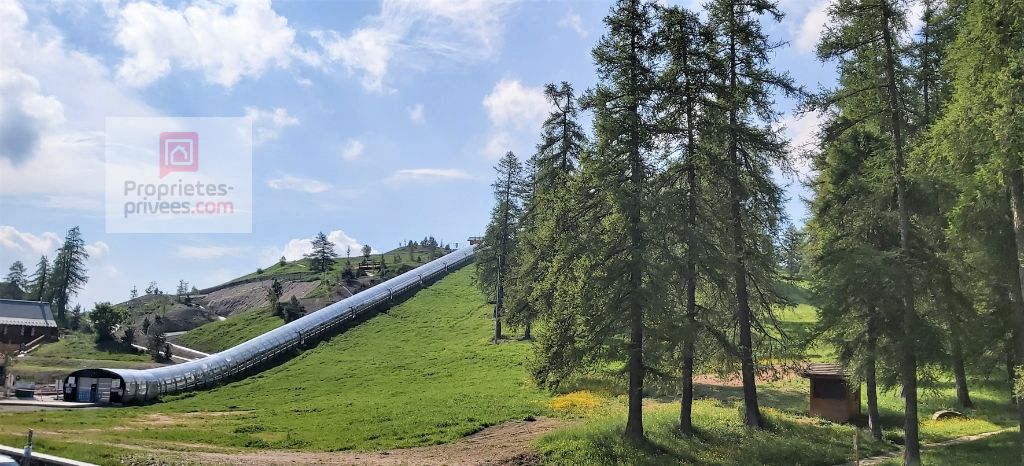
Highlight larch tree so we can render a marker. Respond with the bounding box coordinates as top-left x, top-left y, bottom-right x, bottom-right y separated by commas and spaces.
49, 226, 90, 326
507, 81, 585, 341
706, 0, 798, 429
305, 232, 337, 273
5, 261, 27, 300
807, 118, 903, 441
654, 4, 729, 436
477, 151, 526, 343
812, 0, 924, 460
927, 0, 1024, 459
535, 0, 664, 442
